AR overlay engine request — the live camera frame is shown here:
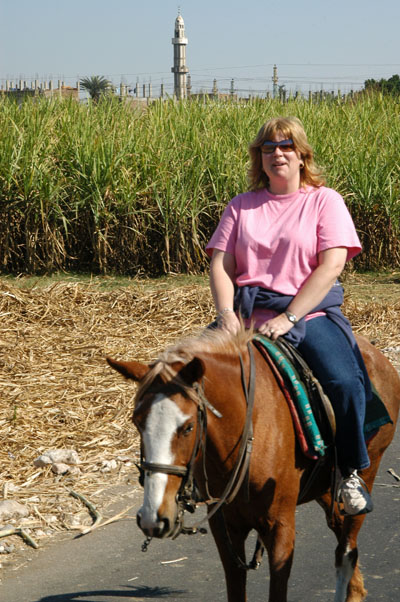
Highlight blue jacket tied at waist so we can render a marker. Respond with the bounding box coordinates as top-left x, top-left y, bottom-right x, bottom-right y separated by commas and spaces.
234, 283, 372, 400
